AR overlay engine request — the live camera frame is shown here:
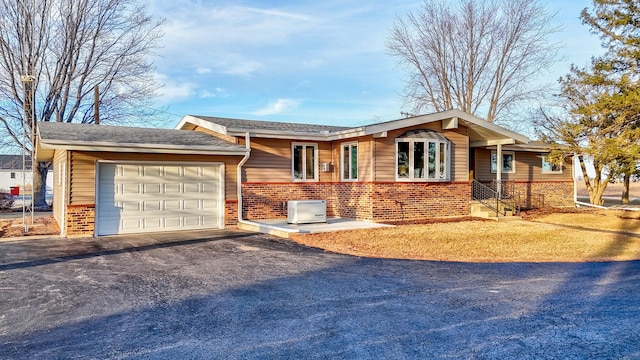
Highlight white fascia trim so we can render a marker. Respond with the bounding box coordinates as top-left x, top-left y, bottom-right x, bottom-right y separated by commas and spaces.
488, 144, 551, 152
176, 115, 229, 135
39, 140, 248, 156
470, 139, 517, 147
